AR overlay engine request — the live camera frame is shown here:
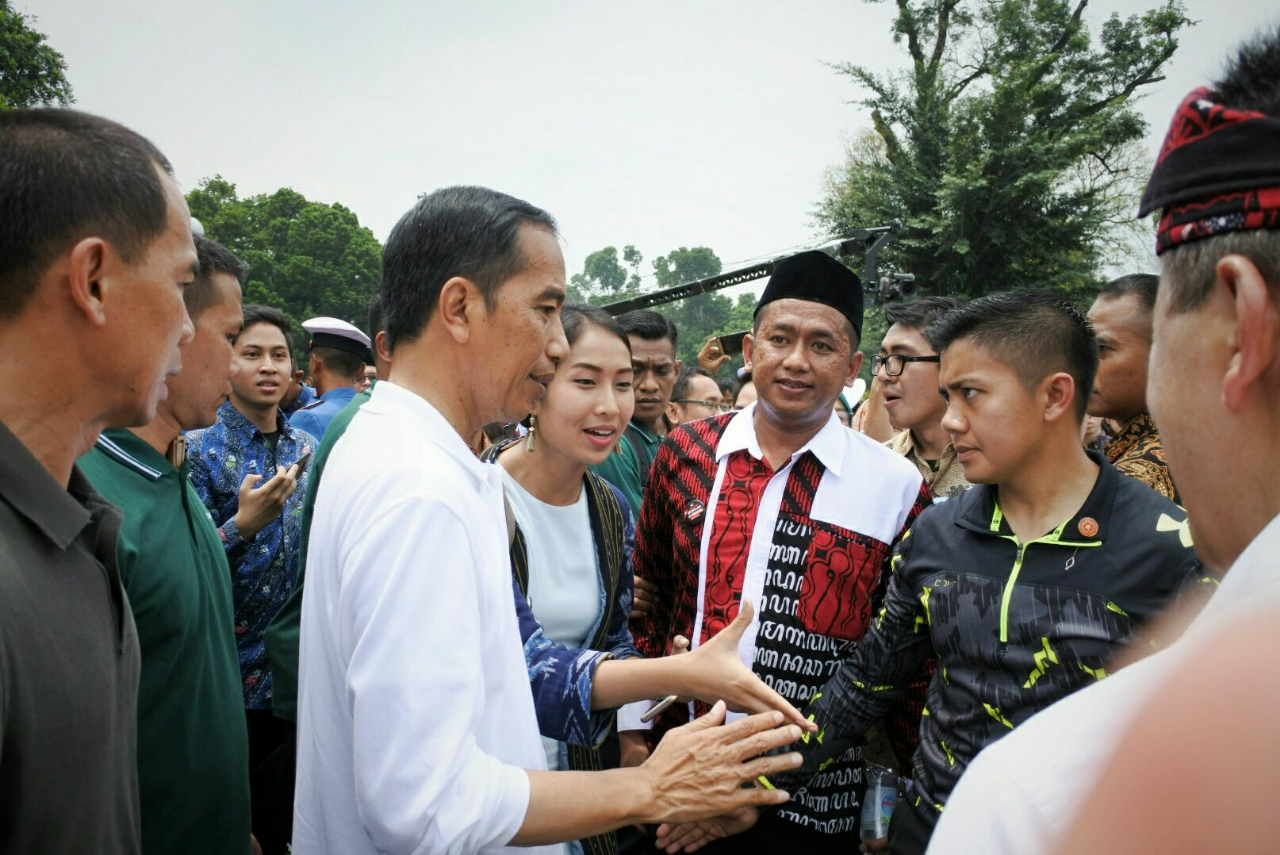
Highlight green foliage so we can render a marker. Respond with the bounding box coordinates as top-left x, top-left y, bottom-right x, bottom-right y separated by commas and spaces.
187, 176, 383, 343
0, 2, 73, 110
819, 0, 1191, 301
568, 245, 643, 304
